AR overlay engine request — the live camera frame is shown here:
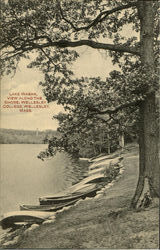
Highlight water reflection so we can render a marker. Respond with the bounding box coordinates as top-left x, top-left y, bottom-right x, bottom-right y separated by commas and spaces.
63, 155, 89, 185
0, 145, 89, 215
